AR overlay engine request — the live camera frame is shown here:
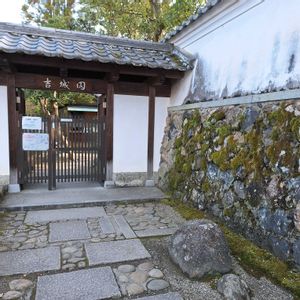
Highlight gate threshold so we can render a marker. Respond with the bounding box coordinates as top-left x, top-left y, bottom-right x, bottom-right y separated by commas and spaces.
0, 187, 166, 211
